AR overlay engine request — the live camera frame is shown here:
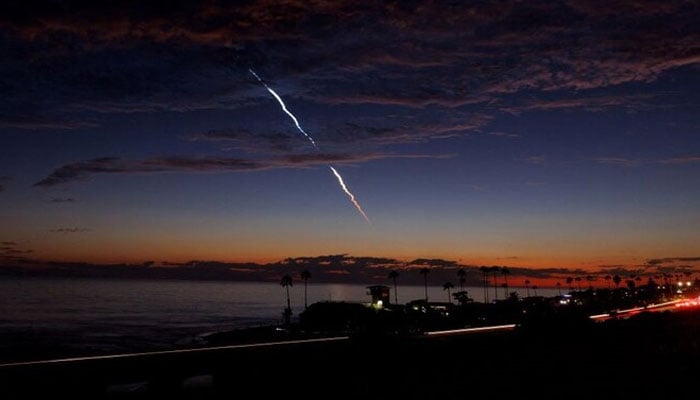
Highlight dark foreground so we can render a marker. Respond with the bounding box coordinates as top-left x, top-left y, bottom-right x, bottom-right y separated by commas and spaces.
2, 308, 699, 399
